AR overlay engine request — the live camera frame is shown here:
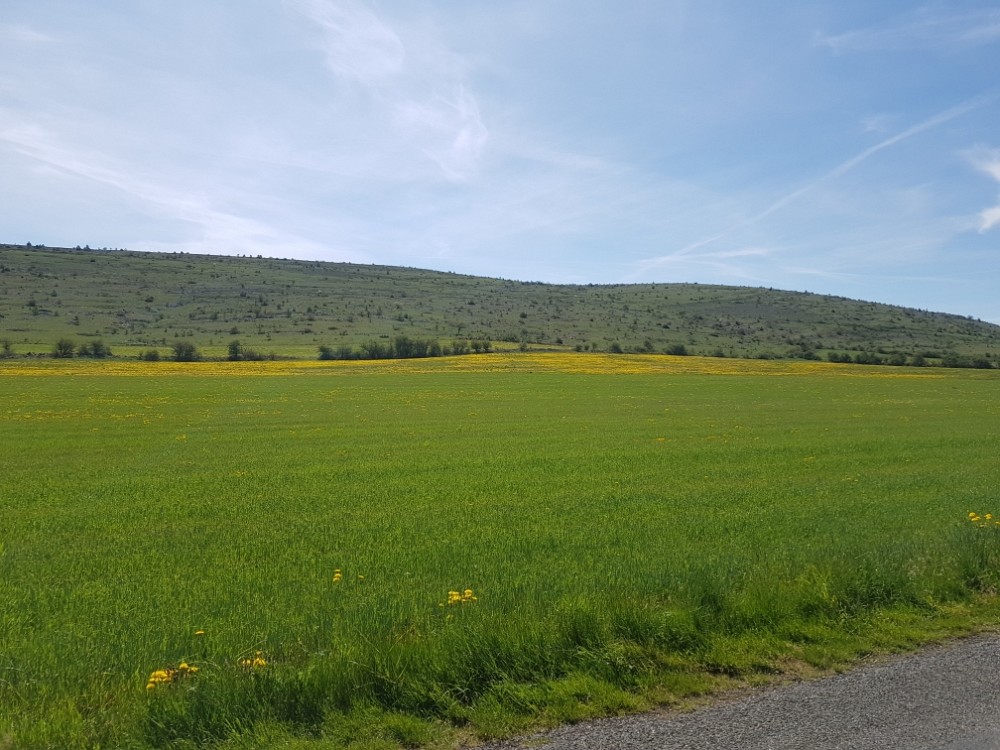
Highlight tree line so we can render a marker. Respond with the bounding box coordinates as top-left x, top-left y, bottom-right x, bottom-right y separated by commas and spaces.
319, 336, 492, 361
